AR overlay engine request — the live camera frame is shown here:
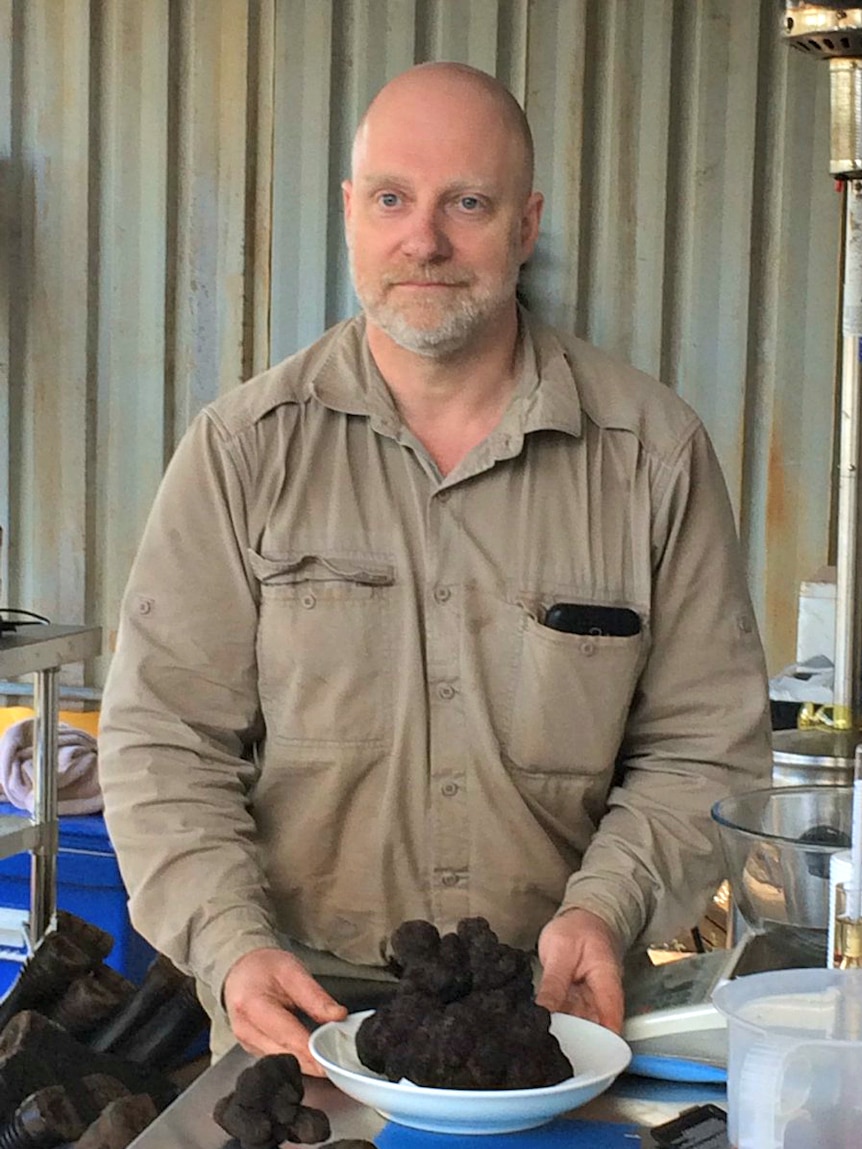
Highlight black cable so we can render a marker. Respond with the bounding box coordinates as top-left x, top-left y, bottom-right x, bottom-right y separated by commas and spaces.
690, 925, 706, 954
0, 609, 51, 635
